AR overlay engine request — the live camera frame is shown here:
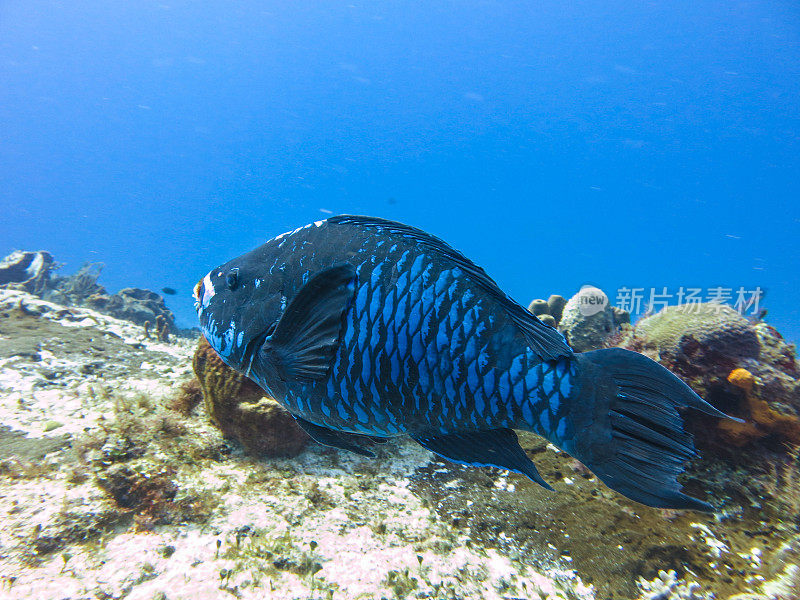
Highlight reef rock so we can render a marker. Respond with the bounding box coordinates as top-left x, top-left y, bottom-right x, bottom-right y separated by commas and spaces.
4, 255, 178, 333
41, 262, 105, 306
85, 287, 176, 333
557, 286, 627, 352
192, 336, 308, 457
0, 250, 55, 295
